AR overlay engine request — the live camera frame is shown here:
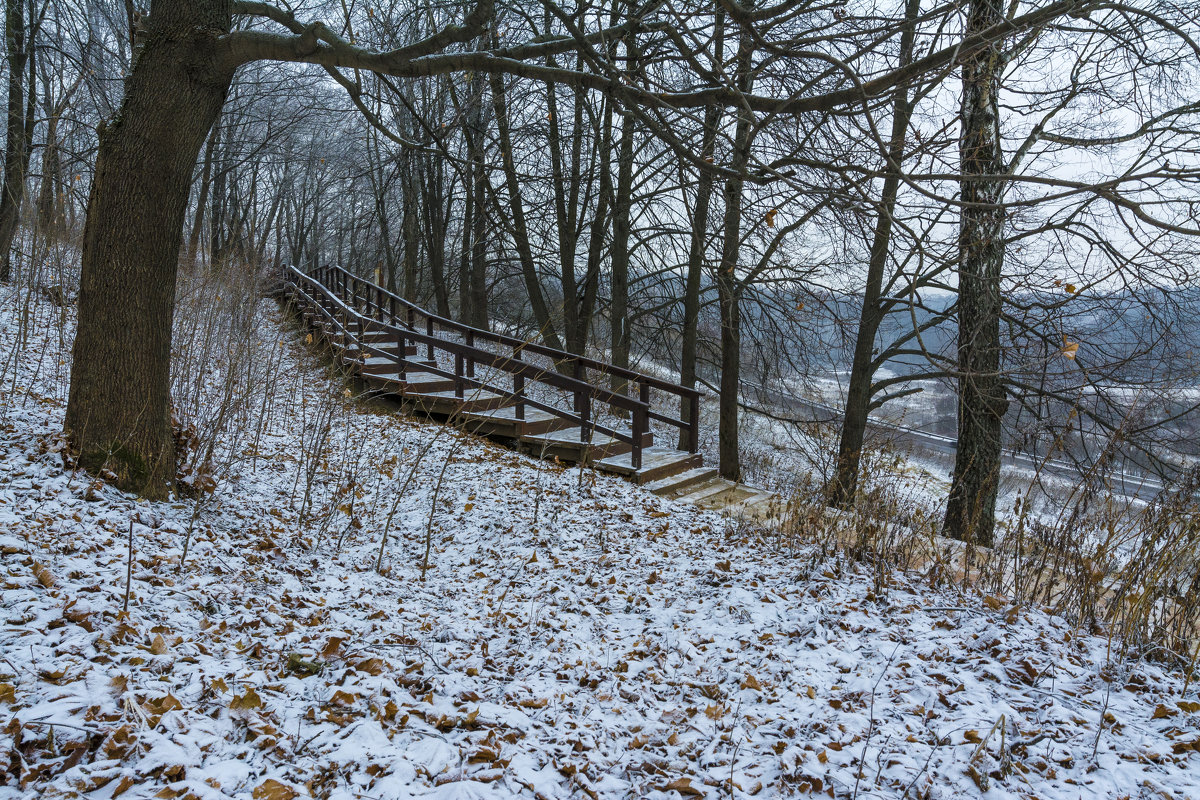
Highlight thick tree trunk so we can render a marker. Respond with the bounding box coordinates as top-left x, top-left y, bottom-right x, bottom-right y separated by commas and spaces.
827, 0, 920, 509
944, 0, 1008, 546
0, 0, 29, 282
65, 0, 234, 498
